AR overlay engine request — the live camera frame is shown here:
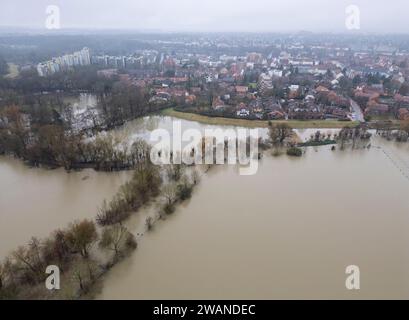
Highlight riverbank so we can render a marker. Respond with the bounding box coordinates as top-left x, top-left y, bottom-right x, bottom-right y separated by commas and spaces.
161, 108, 360, 129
